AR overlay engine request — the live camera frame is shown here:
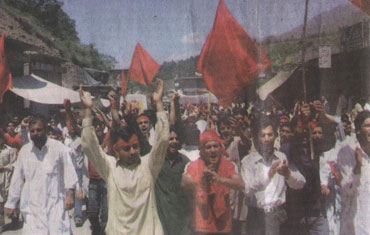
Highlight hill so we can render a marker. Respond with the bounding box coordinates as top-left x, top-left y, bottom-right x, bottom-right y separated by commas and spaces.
0, 0, 117, 73
275, 4, 369, 41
